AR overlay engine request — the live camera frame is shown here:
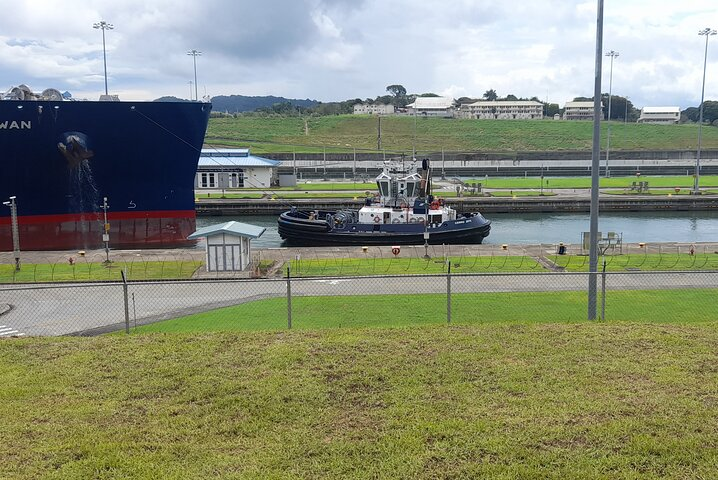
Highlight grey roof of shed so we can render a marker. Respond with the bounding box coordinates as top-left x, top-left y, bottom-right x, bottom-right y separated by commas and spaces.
187, 221, 266, 240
